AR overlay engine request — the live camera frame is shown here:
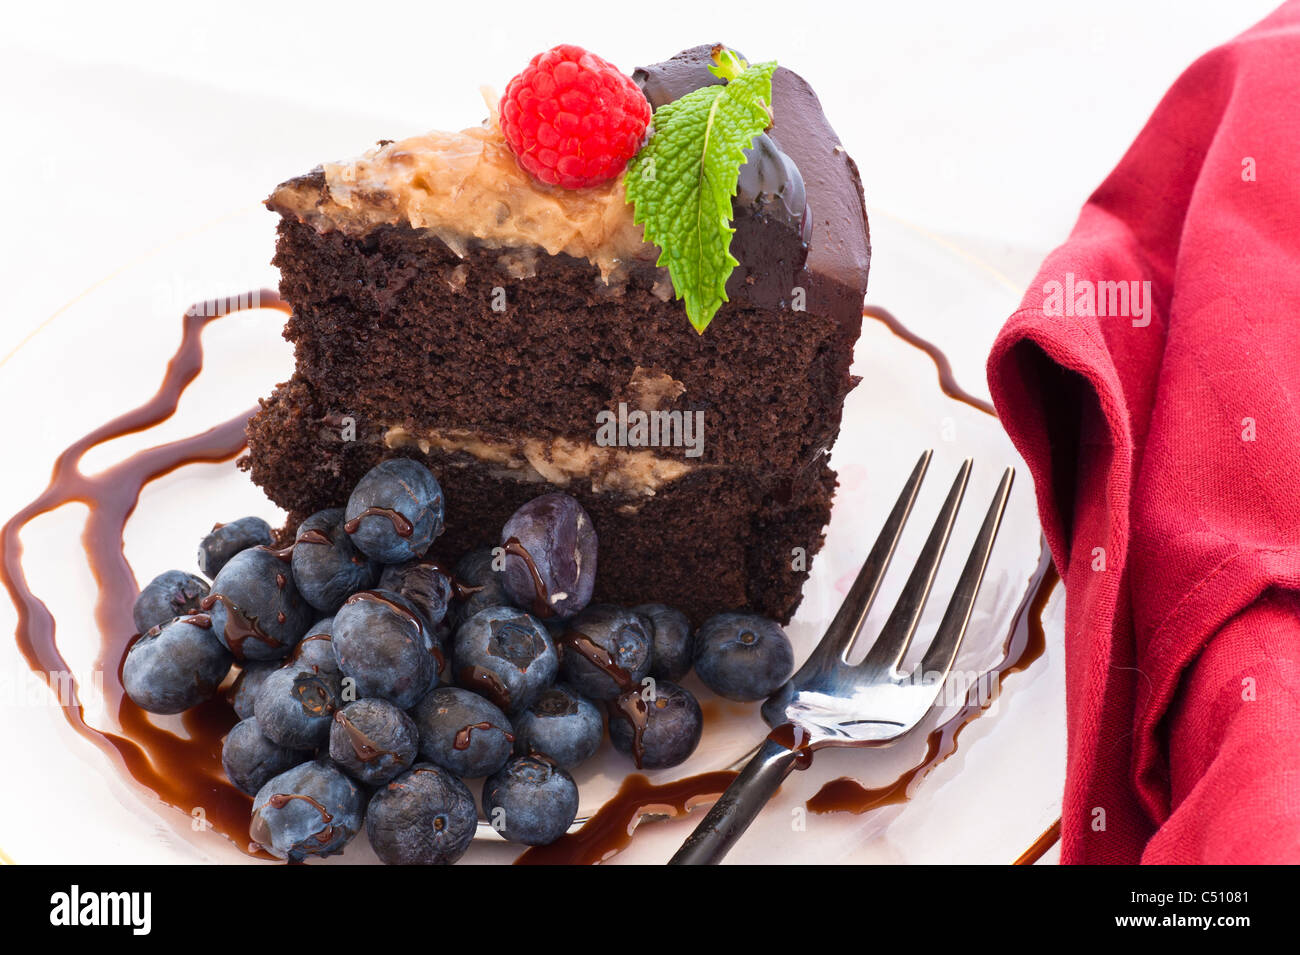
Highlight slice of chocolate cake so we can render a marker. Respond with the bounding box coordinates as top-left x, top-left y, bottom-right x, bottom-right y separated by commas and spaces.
244, 43, 869, 623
